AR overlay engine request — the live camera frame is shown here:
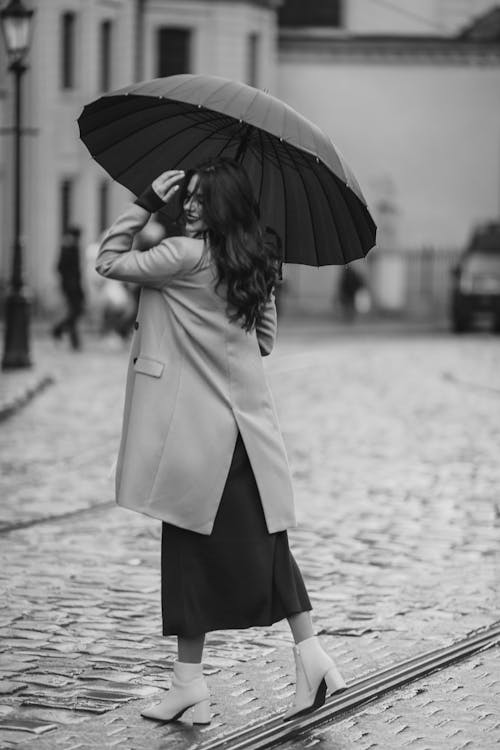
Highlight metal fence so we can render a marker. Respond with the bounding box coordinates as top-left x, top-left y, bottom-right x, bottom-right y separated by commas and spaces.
279, 246, 462, 322
366, 246, 462, 321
